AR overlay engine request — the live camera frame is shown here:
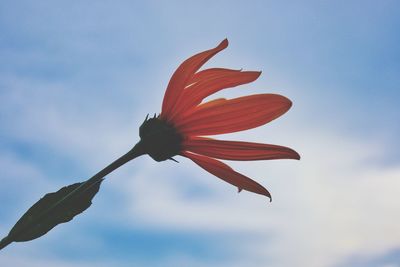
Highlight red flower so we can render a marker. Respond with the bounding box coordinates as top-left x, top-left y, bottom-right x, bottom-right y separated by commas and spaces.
138, 39, 299, 201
